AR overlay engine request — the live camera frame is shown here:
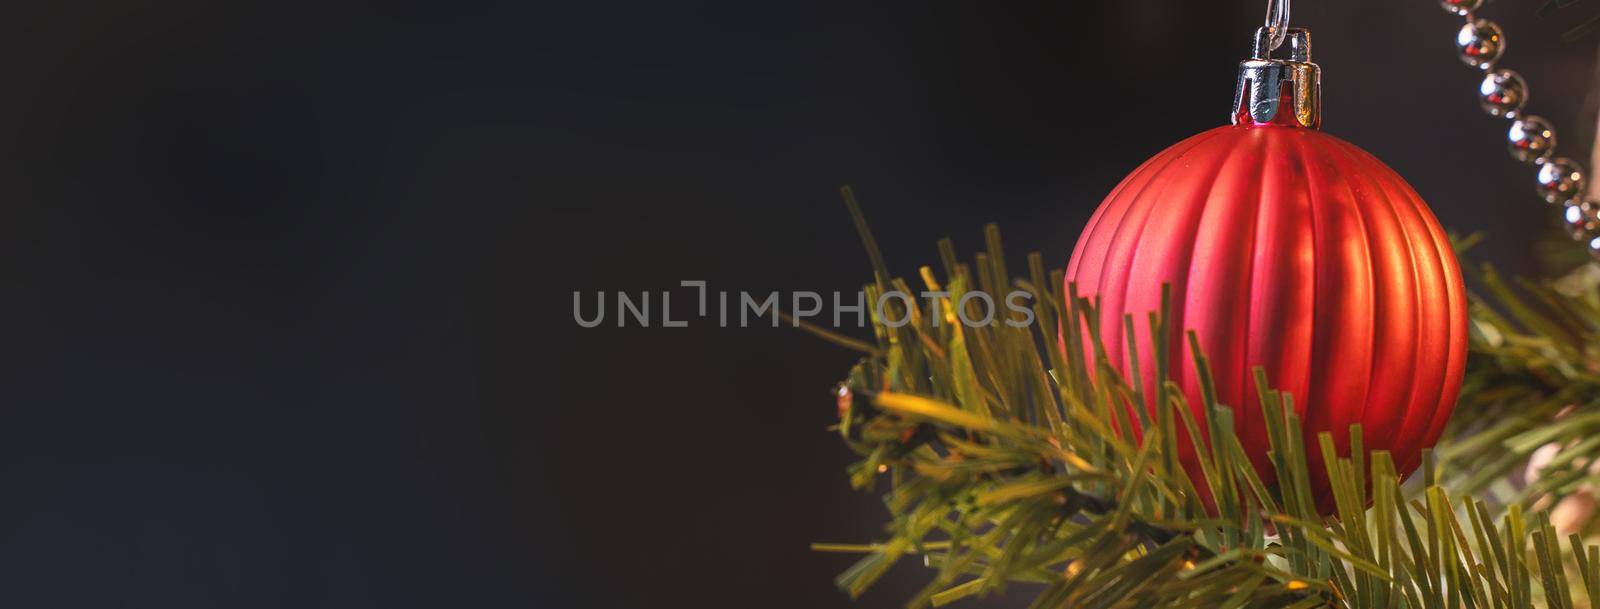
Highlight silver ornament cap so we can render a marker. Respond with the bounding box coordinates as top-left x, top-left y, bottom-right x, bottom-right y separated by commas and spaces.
1232, 27, 1320, 128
